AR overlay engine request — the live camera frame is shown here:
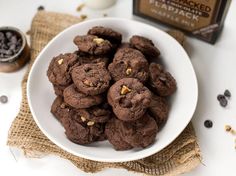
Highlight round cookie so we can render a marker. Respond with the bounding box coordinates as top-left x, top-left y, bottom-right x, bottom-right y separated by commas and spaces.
130, 35, 160, 58
47, 53, 78, 86
119, 113, 158, 148
88, 26, 122, 44
105, 116, 133, 151
73, 35, 112, 55
108, 78, 151, 121
148, 94, 169, 129
108, 48, 149, 83
149, 63, 177, 96
77, 103, 111, 123
63, 84, 103, 109
61, 114, 106, 144
51, 96, 71, 122
72, 63, 111, 95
